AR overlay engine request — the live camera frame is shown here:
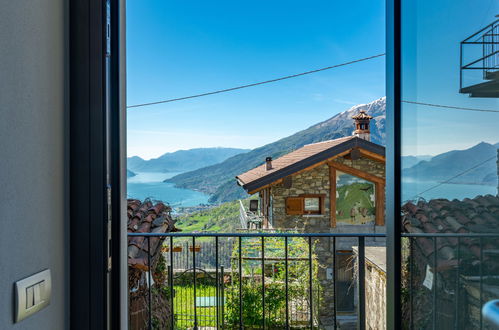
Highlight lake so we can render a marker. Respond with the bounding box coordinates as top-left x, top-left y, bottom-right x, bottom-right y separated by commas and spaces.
127, 172, 497, 208
402, 179, 496, 202
127, 172, 210, 207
